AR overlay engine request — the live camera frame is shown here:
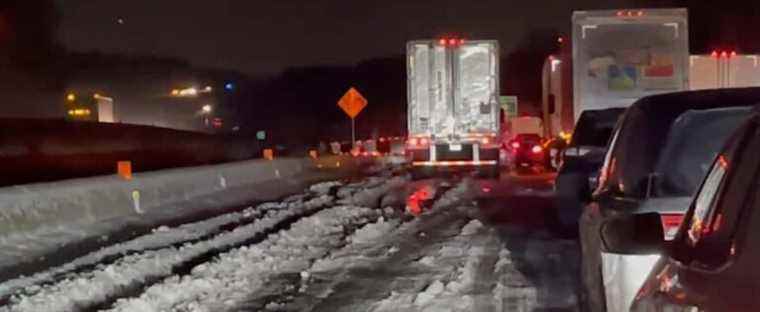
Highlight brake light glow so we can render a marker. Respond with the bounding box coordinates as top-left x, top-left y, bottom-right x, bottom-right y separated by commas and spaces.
439, 38, 466, 47
531, 145, 543, 154
419, 138, 429, 145
661, 213, 685, 239
617, 10, 644, 17
511, 142, 520, 149
718, 155, 729, 169
481, 137, 490, 145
